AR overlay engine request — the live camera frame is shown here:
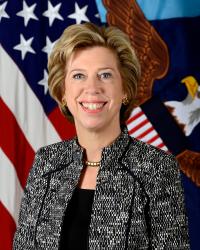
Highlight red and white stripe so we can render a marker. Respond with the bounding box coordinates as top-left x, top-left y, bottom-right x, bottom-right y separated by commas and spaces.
127, 107, 168, 152
0, 46, 75, 250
